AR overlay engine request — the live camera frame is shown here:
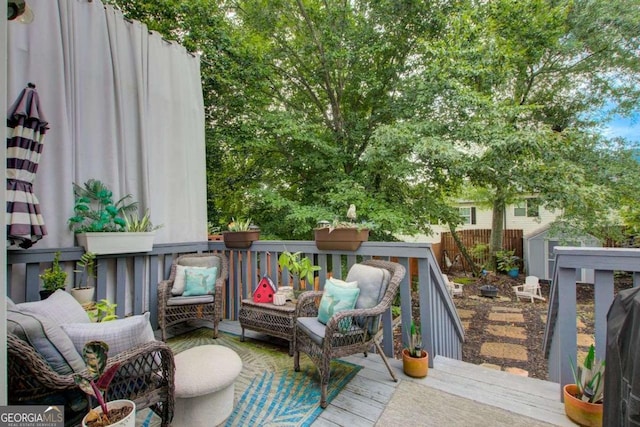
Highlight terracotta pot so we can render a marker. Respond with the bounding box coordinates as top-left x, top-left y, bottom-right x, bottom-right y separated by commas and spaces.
223, 231, 260, 249
402, 348, 429, 378
314, 227, 369, 251
563, 384, 603, 427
